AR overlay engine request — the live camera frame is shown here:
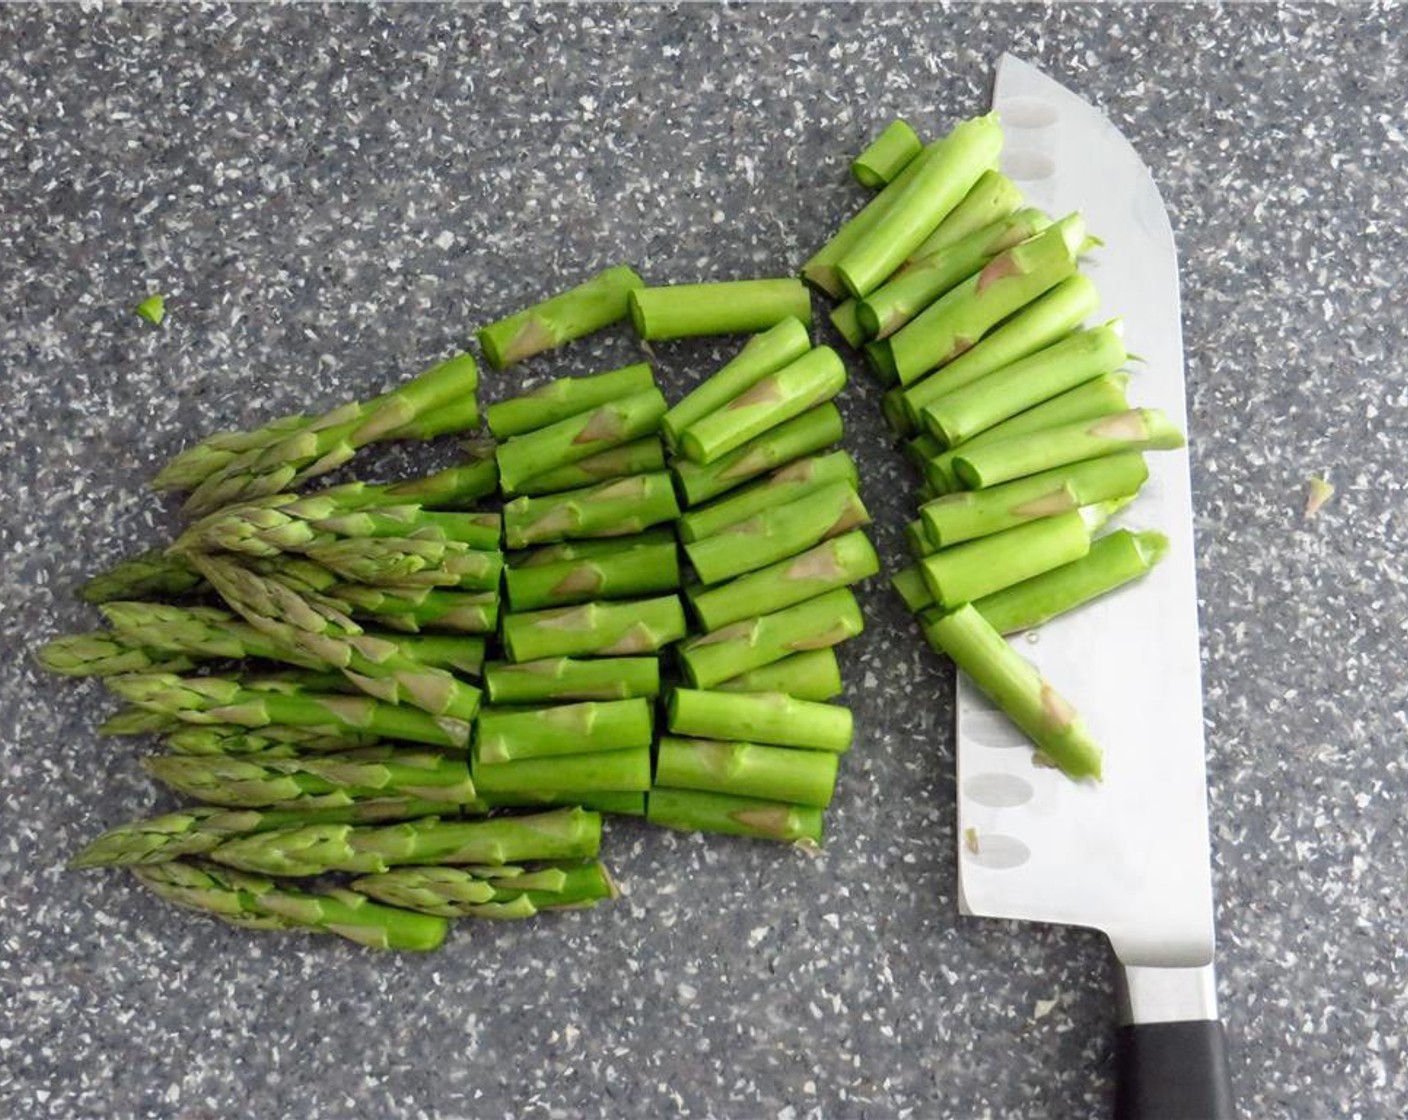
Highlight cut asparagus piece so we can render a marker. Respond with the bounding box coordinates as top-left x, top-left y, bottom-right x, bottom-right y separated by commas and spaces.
683, 481, 870, 585
35, 632, 196, 677
679, 587, 864, 689
628, 279, 812, 340
208, 807, 603, 876
106, 672, 472, 748
921, 453, 1148, 547
905, 169, 1026, 262
656, 736, 839, 808
905, 432, 944, 469
471, 746, 652, 794
143, 748, 478, 810
329, 585, 499, 634
661, 318, 813, 447
668, 688, 853, 752
688, 531, 878, 631
81, 548, 204, 604
715, 649, 843, 702
503, 472, 680, 548
923, 604, 1103, 780
132, 861, 450, 950
486, 363, 656, 438
673, 404, 844, 506
891, 565, 934, 613
392, 395, 483, 441
480, 790, 646, 816
496, 388, 668, 493
834, 114, 1004, 298
509, 529, 676, 568
901, 273, 1101, 425
920, 511, 1091, 610
374, 456, 500, 509
851, 118, 923, 189
475, 698, 654, 764
906, 519, 936, 558
646, 788, 823, 844
678, 452, 859, 543
484, 657, 661, 704
502, 594, 687, 662
513, 437, 666, 496
858, 208, 1051, 341
505, 534, 679, 611
476, 266, 645, 369
828, 300, 867, 350
351, 861, 617, 918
